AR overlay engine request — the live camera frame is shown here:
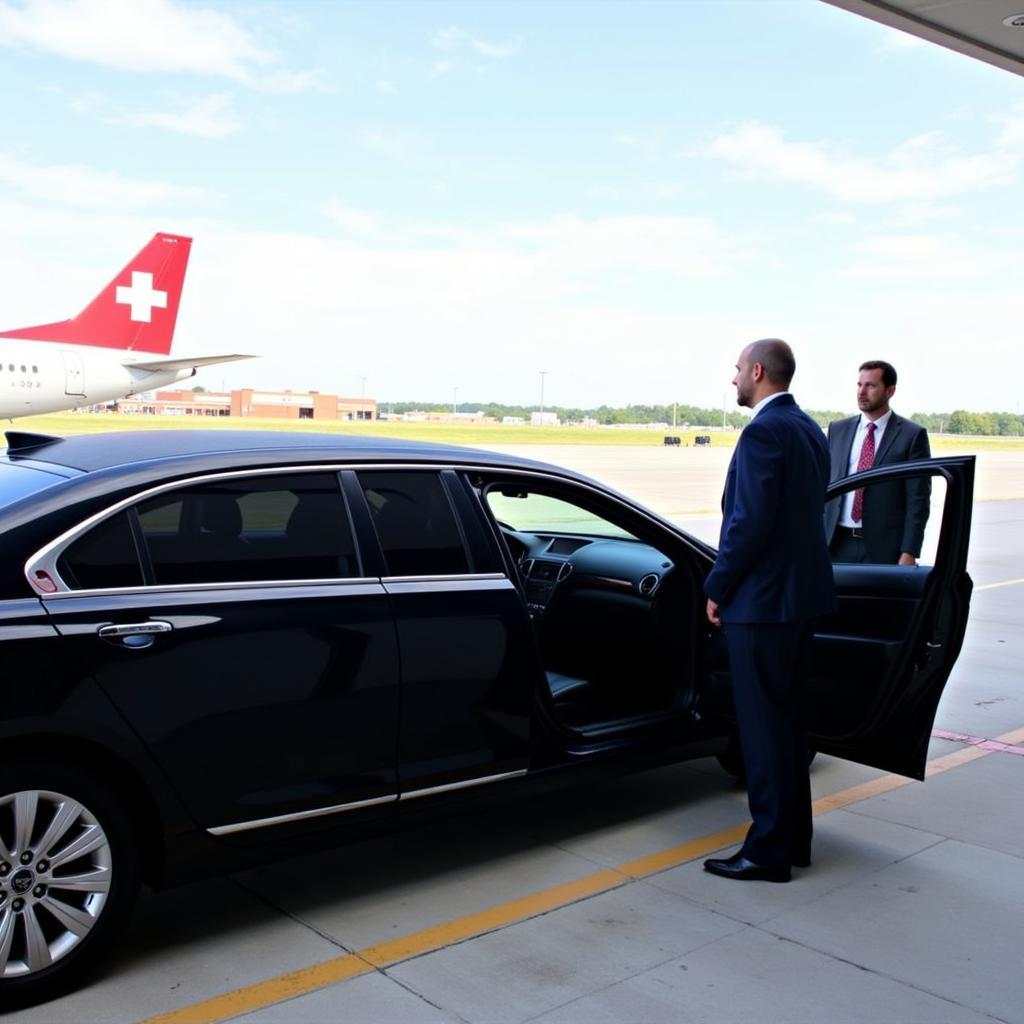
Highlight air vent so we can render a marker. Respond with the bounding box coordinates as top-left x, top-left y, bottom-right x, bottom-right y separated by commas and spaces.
557, 562, 573, 583
638, 573, 660, 597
